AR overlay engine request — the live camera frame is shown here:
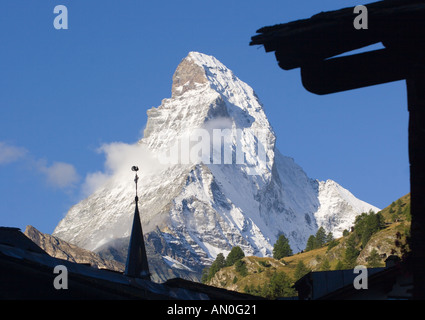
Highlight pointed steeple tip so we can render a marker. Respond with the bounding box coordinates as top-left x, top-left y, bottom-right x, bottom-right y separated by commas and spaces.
124, 166, 150, 280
